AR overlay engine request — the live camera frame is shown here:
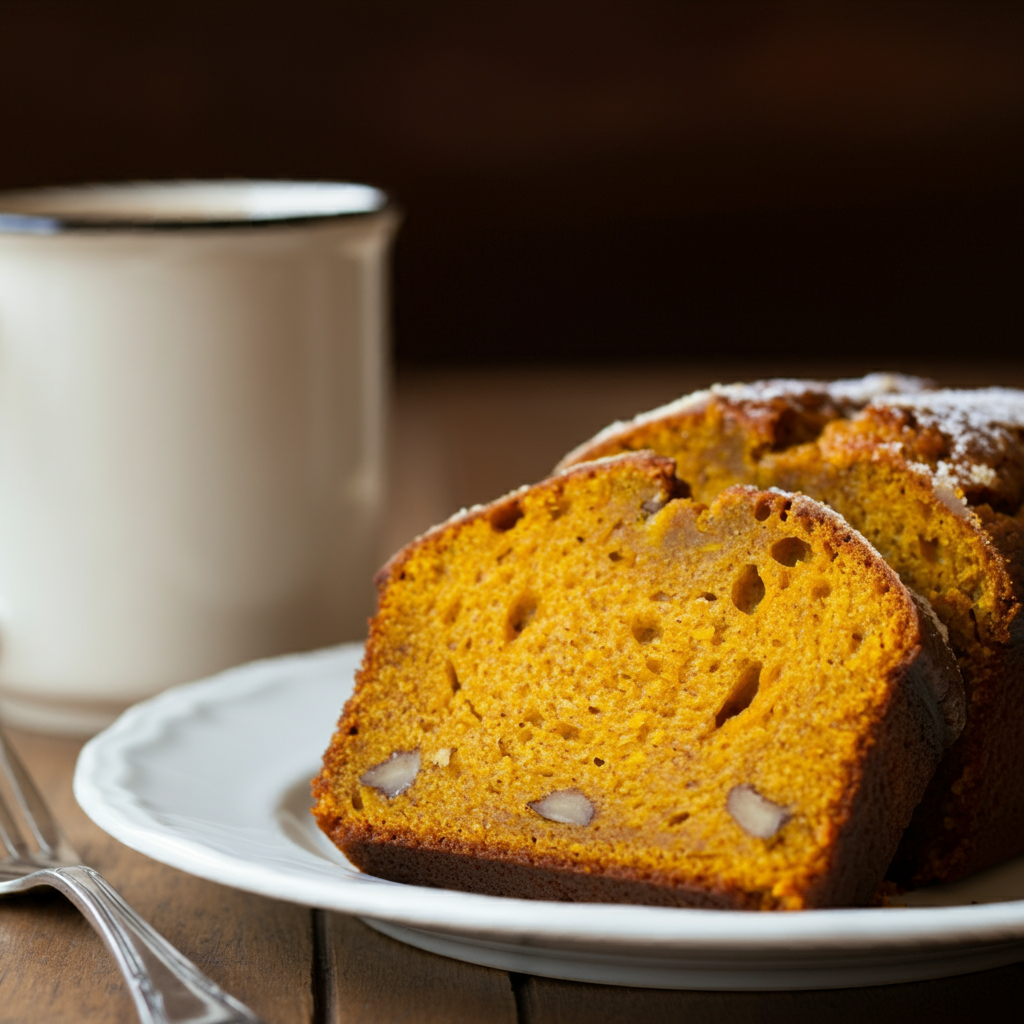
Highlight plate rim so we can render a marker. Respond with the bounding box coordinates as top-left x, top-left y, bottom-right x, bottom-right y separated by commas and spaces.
74, 643, 1024, 957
